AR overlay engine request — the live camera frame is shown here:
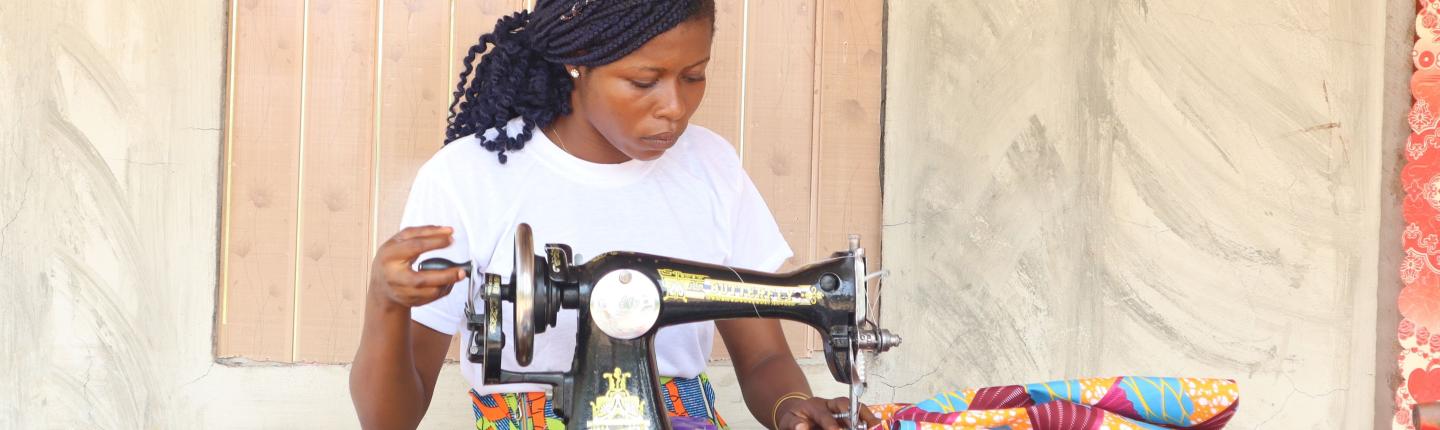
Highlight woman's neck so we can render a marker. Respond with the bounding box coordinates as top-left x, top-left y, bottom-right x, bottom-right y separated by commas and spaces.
546, 116, 631, 164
